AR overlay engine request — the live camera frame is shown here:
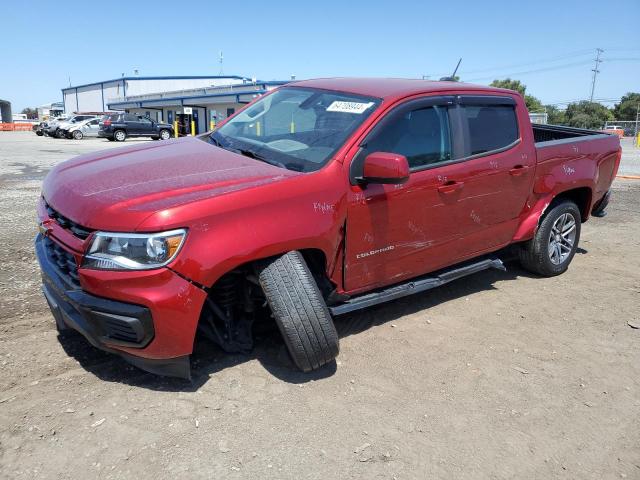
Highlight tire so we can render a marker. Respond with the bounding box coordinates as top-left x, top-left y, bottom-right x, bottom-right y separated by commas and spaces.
56, 129, 66, 138
257, 251, 339, 372
72, 130, 83, 140
36, 131, 43, 136
159, 129, 171, 140
114, 130, 126, 142
107, 137, 115, 141
518, 200, 581, 277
